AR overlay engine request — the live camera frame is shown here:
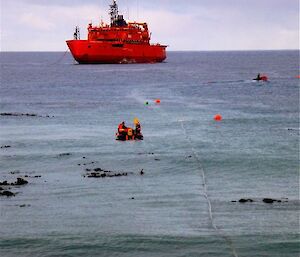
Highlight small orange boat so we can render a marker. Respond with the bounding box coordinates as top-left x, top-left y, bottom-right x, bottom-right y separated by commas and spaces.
253, 73, 268, 82
116, 120, 143, 141
116, 127, 143, 141
66, 0, 167, 64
